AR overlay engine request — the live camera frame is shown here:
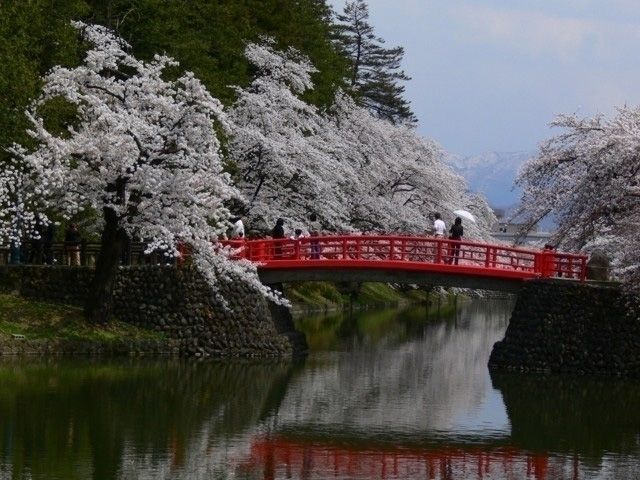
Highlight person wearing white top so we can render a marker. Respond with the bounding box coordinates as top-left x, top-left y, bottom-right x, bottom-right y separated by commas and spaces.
232, 218, 245, 238
433, 213, 446, 237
